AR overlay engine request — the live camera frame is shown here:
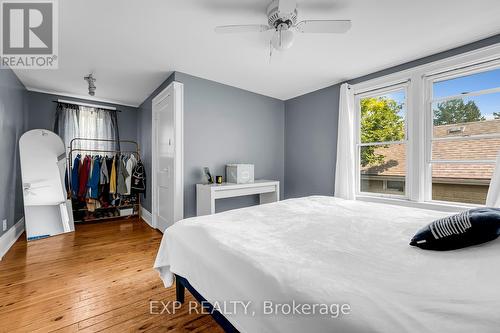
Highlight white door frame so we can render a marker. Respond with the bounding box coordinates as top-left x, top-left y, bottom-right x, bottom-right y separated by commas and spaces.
151, 81, 184, 231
